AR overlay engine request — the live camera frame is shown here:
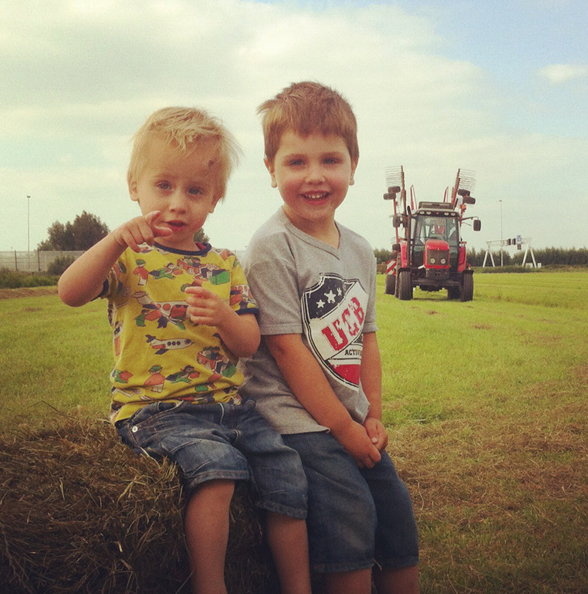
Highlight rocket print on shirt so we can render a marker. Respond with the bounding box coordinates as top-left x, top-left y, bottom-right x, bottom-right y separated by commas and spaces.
301, 273, 367, 387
